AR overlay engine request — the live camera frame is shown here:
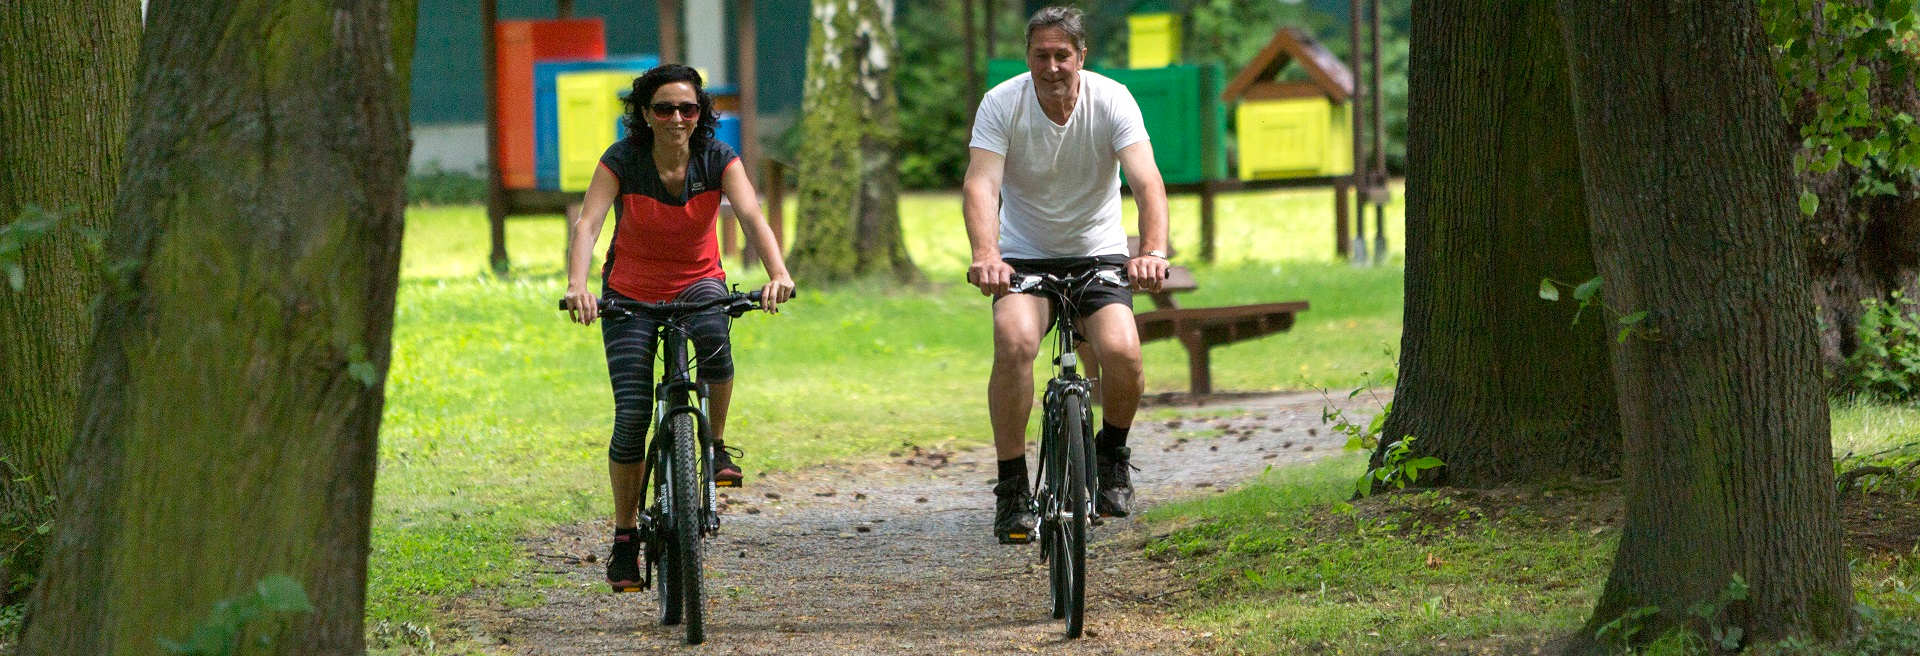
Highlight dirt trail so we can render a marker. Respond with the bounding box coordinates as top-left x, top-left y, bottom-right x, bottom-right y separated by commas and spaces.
444, 391, 1370, 655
